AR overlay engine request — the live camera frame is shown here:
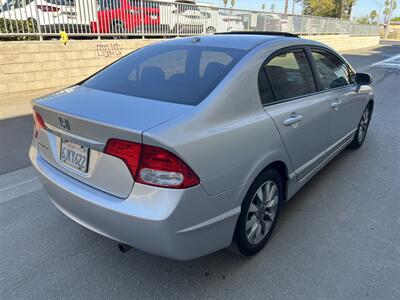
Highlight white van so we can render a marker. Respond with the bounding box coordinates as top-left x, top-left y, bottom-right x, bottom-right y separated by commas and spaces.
159, 0, 203, 34
197, 3, 244, 34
